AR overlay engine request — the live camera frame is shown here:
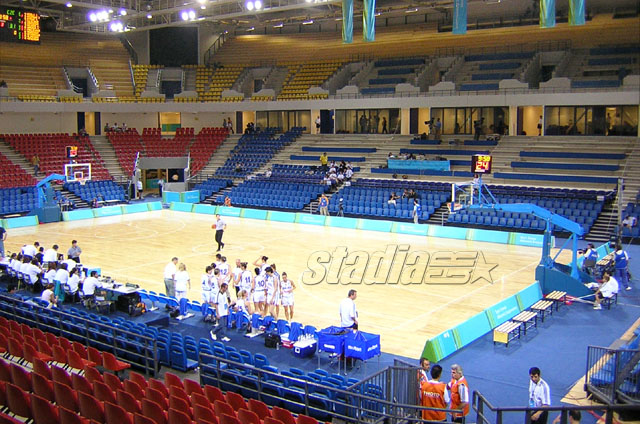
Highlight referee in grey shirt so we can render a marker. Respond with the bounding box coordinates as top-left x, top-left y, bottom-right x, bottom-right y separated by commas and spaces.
214, 214, 226, 252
